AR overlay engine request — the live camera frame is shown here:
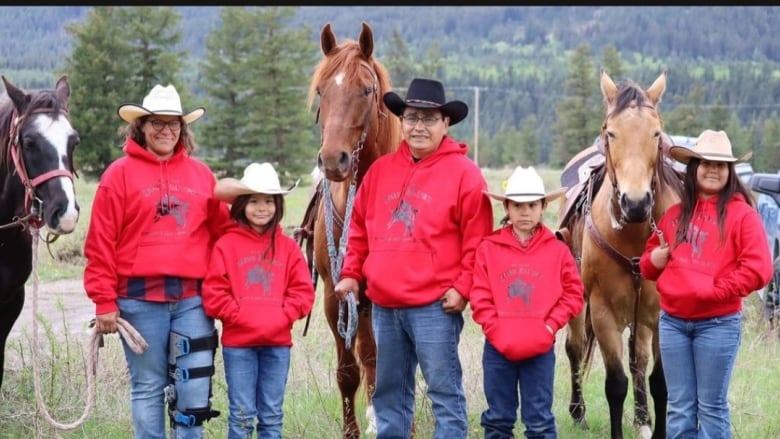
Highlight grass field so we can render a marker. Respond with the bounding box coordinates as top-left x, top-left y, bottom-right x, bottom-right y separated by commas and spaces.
2, 167, 779, 438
